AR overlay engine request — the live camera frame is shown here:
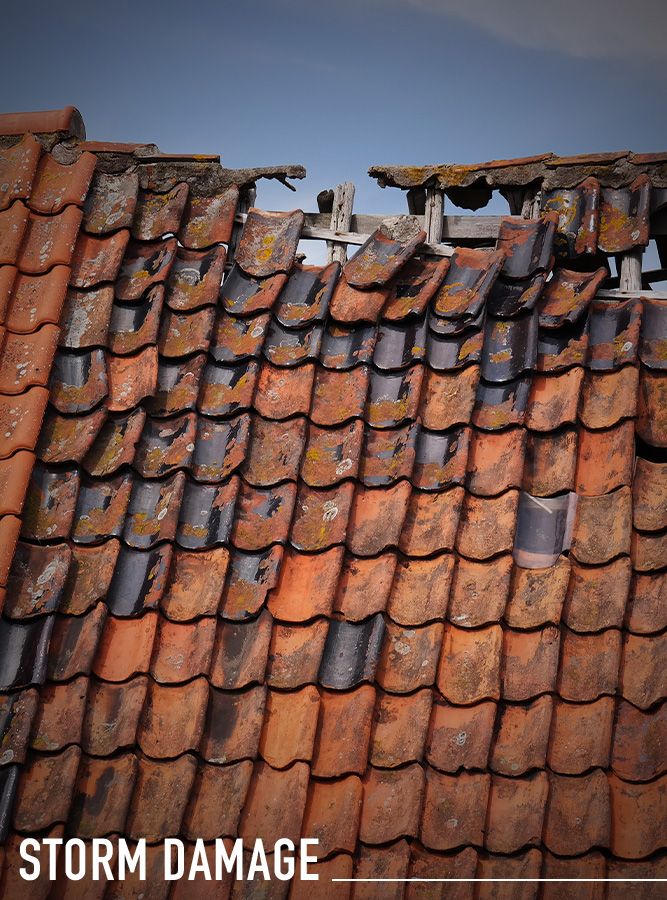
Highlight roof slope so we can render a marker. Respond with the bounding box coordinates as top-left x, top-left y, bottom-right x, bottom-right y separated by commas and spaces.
0, 108, 666, 896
